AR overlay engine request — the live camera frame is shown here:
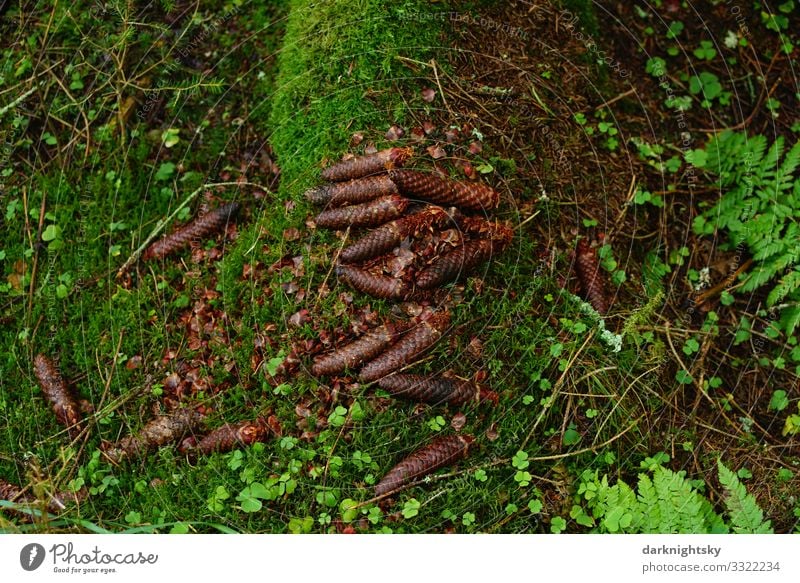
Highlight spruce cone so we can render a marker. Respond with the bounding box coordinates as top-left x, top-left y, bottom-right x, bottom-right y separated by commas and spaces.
340, 206, 450, 264
315, 195, 409, 230
335, 264, 411, 300
0, 479, 24, 505
184, 419, 269, 455
33, 354, 82, 440
389, 169, 499, 211
143, 202, 240, 261
103, 408, 204, 464
321, 147, 413, 182
374, 434, 474, 496
360, 313, 450, 382
377, 374, 486, 406
575, 239, 609, 314
305, 175, 398, 207
456, 216, 514, 244
0, 478, 87, 517
416, 239, 497, 289
312, 323, 406, 377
